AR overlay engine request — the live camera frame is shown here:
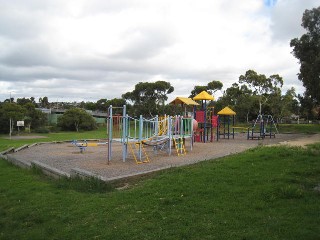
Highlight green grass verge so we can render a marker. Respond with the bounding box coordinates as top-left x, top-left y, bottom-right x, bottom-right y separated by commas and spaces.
277, 124, 320, 134
0, 127, 107, 152
1, 143, 320, 239
233, 123, 320, 134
